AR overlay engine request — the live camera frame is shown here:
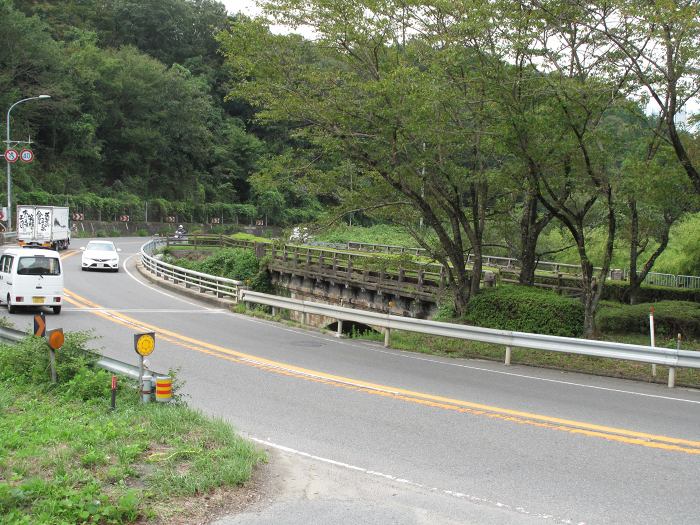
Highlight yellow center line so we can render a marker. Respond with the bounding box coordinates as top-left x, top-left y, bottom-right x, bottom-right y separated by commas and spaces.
62, 286, 700, 455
